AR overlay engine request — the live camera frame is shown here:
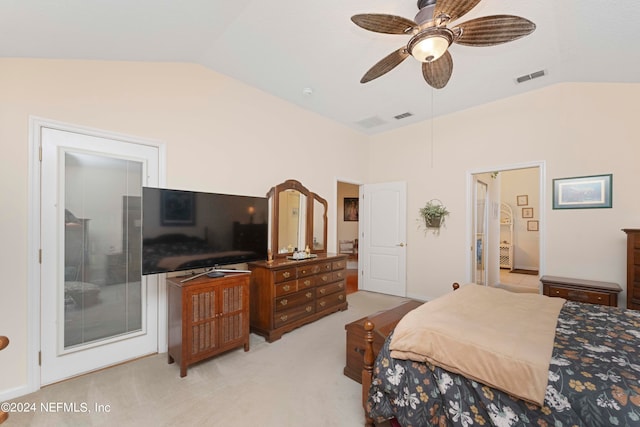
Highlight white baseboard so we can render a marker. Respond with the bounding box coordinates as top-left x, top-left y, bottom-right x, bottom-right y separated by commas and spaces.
0, 383, 36, 403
